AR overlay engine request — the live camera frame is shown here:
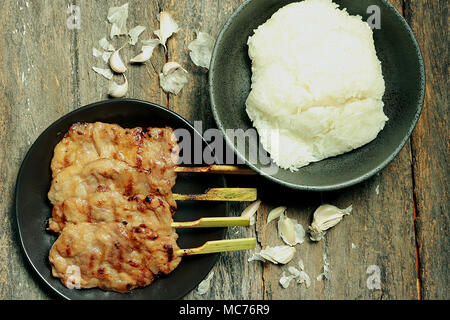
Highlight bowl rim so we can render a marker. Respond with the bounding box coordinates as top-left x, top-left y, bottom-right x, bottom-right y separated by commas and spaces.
15, 98, 227, 300
209, 0, 426, 191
